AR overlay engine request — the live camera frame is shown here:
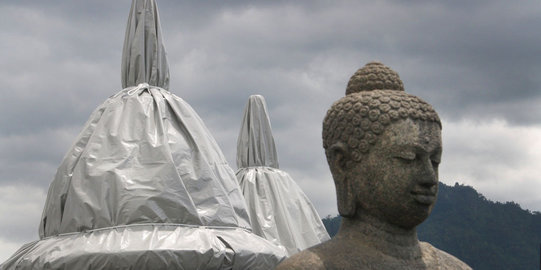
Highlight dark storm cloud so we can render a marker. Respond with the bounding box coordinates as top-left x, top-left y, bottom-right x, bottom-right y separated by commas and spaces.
388, 1, 541, 124
164, 0, 541, 125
